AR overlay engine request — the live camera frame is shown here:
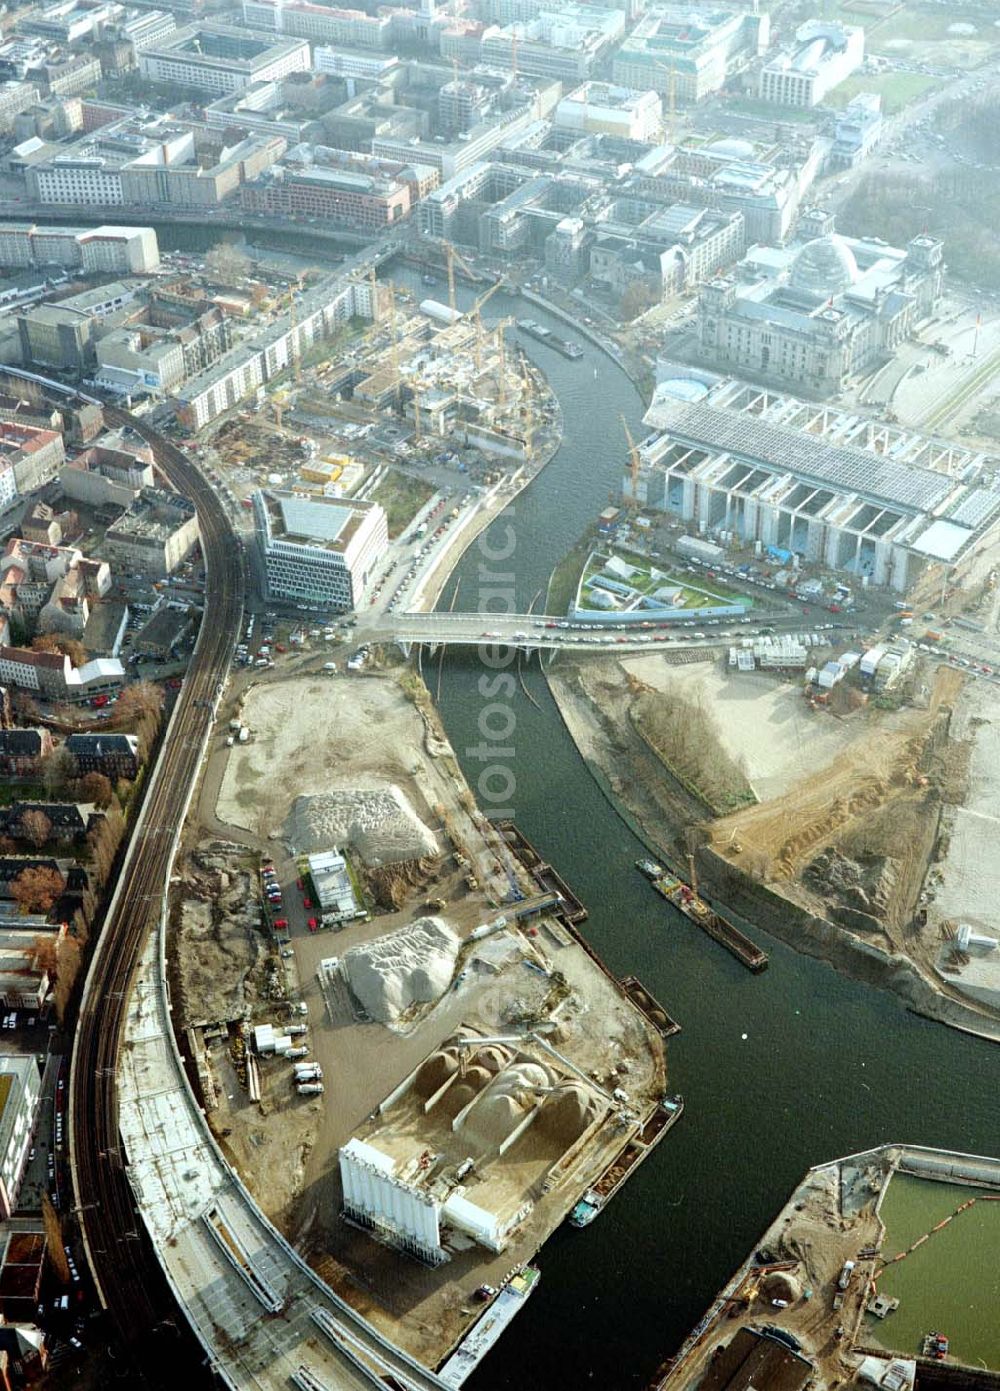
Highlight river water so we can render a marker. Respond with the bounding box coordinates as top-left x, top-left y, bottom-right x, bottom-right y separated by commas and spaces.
381, 269, 1000, 1391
